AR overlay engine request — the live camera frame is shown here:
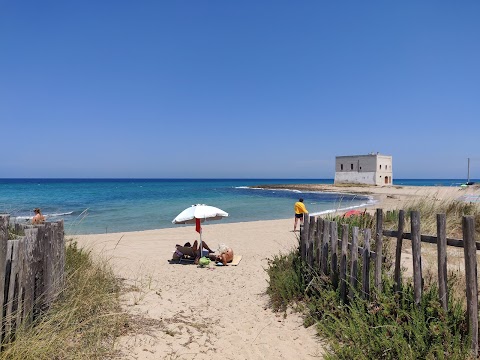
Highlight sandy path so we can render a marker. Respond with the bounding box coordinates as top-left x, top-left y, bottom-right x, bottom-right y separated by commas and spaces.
75, 219, 325, 360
